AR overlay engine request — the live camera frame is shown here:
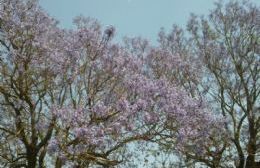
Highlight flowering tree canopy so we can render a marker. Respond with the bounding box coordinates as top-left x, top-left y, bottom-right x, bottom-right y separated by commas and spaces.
0, 0, 245, 168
